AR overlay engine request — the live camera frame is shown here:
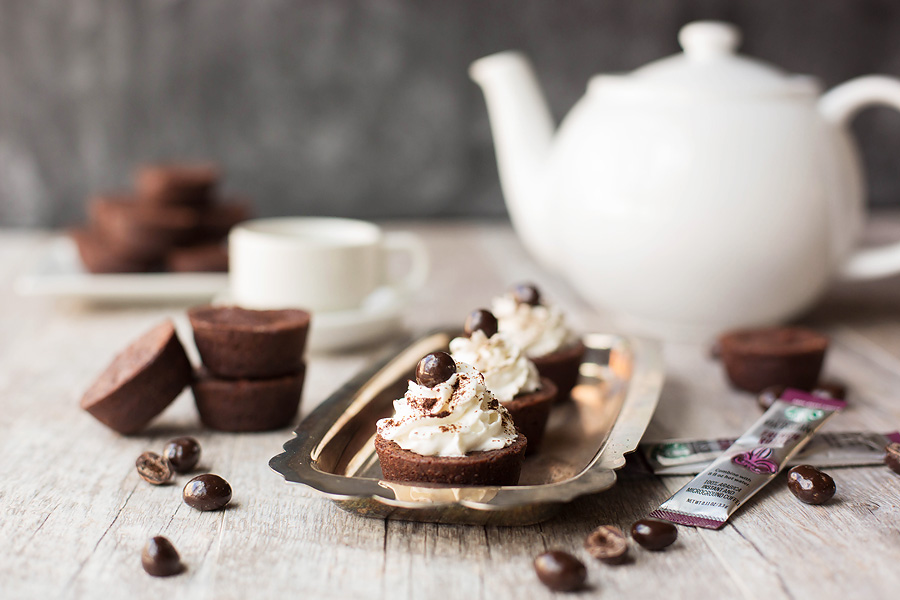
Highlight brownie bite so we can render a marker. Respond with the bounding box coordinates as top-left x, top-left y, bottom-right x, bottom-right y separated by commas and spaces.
530, 341, 586, 402
375, 434, 527, 486
166, 244, 228, 273
450, 309, 557, 453
69, 228, 155, 274
502, 378, 556, 451
375, 355, 526, 486
188, 306, 310, 379
89, 195, 200, 262
719, 327, 829, 393
137, 163, 219, 207
192, 366, 305, 432
197, 200, 252, 241
492, 283, 585, 401
80, 320, 192, 434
